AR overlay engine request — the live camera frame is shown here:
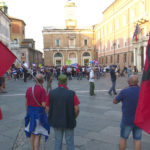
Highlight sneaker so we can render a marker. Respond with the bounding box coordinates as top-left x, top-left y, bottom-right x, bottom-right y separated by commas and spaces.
114, 92, 117, 95
108, 91, 112, 95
